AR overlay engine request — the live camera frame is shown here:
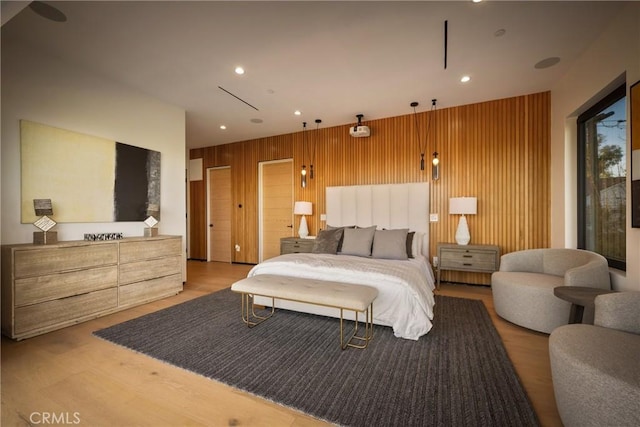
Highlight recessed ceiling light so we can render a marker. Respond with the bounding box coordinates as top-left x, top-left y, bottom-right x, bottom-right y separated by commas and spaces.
472, 0, 483, 3
534, 57, 561, 69
250, 118, 263, 124
234, 66, 245, 75
494, 29, 506, 37
461, 75, 471, 83
220, 125, 227, 130
294, 110, 301, 116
